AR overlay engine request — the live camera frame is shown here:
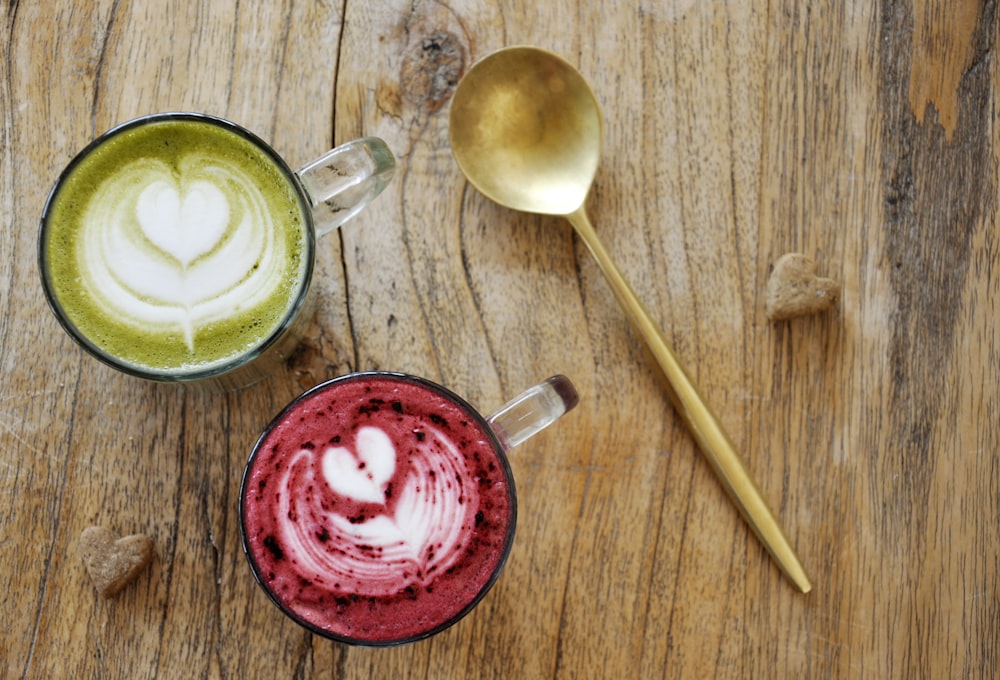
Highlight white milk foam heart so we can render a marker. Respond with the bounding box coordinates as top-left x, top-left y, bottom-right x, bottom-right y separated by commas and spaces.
276, 424, 476, 596
136, 180, 229, 266
77, 155, 294, 350
322, 427, 397, 504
